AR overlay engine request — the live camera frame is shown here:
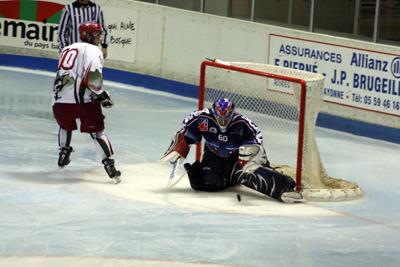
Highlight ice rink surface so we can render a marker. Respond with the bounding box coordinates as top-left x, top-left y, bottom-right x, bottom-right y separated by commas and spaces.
0, 67, 399, 267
